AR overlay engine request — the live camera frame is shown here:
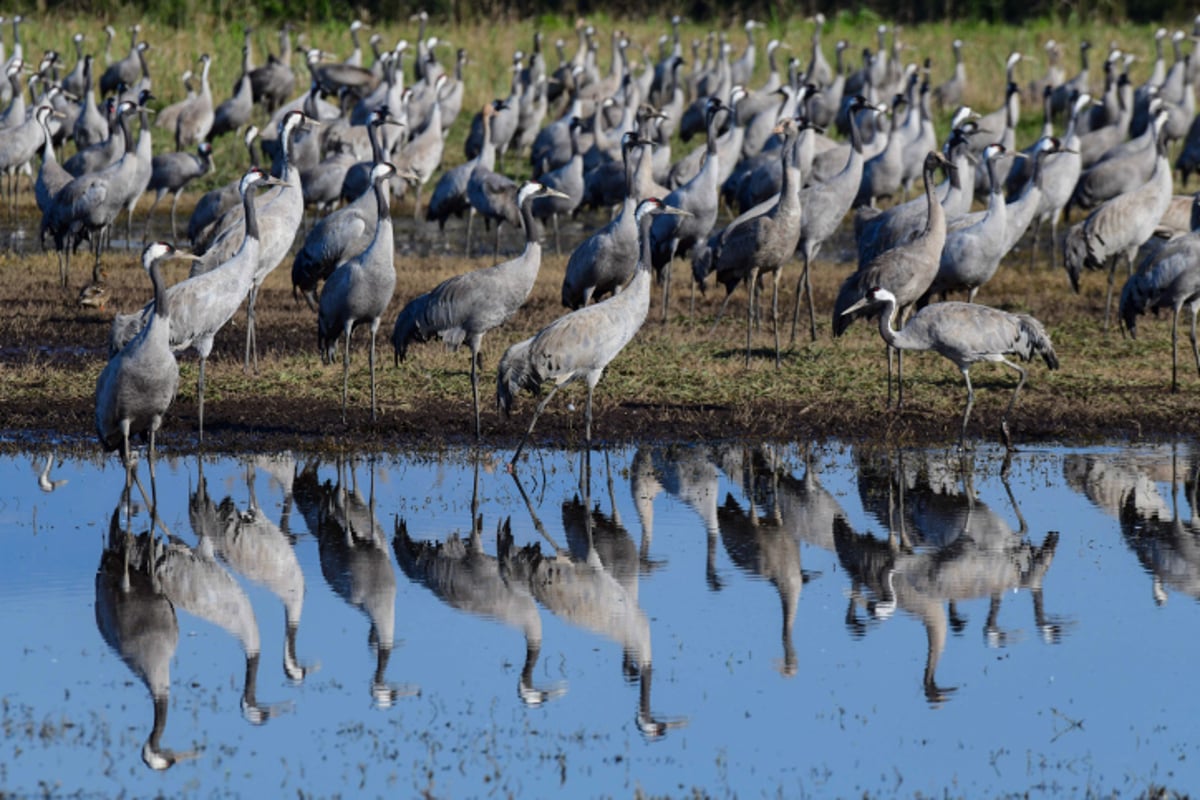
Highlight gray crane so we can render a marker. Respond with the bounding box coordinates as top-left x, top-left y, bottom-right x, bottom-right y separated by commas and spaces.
924, 143, 1013, 303
294, 128, 414, 311
338, 105, 405, 204
1028, 93, 1090, 270
44, 99, 140, 288
562, 132, 647, 309
835, 151, 953, 408
61, 33, 87, 98
0, 100, 50, 208
153, 70, 196, 137
210, 45, 254, 140
193, 110, 314, 372
1119, 211, 1200, 392
854, 121, 975, 270
34, 105, 71, 223
791, 95, 877, 343
854, 92, 907, 209
1063, 126, 1174, 329
466, 101, 519, 258
248, 25, 296, 114
702, 118, 804, 368
72, 55, 108, 150
100, 26, 144, 96
426, 104, 489, 236
730, 20, 764, 87
498, 198, 688, 467
175, 53, 215, 149
118, 93, 157, 251
1051, 41, 1092, 118
932, 40, 966, 112
530, 117, 584, 254
393, 73, 447, 220
650, 97, 724, 321
188, 125, 259, 247
393, 181, 568, 438
317, 163, 400, 424
841, 286, 1059, 450
144, 142, 214, 242
1028, 40, 1065, 104
64, 97, 121, 177
1069, 107, 1165, 216
94, 242, 188, 469
110, 168, 285, 440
